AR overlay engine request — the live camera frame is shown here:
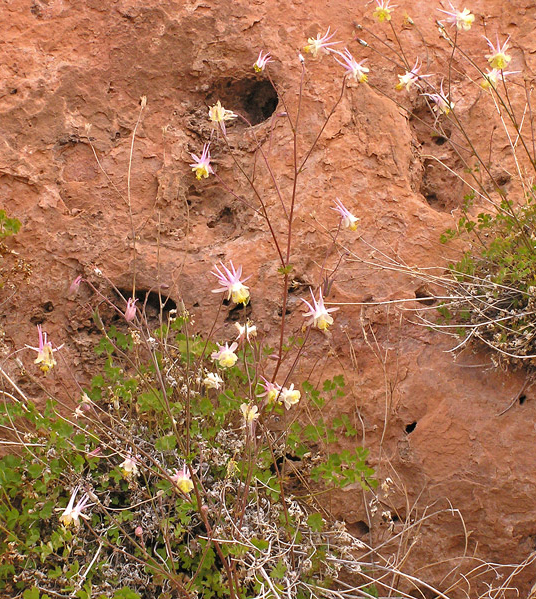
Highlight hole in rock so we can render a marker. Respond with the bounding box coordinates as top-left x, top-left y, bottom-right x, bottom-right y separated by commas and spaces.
414, 286, 436, 306
433, 135, 448, 146
409, 586, 437, 599
288, 278, 308, 294
405, 421, 417, 434
519, 394, 527, 405
42, 301, 54, 313
208, 78, 278, 126
207, 206, 235, 229
225, 301, 252, 322
347, 520, 370, 536
277, 306, 292, 317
